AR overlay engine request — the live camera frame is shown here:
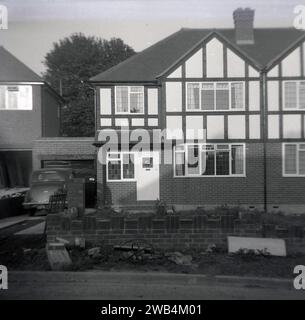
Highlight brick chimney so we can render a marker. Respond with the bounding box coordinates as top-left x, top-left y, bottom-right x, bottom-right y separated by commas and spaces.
233, 8, 255, 45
